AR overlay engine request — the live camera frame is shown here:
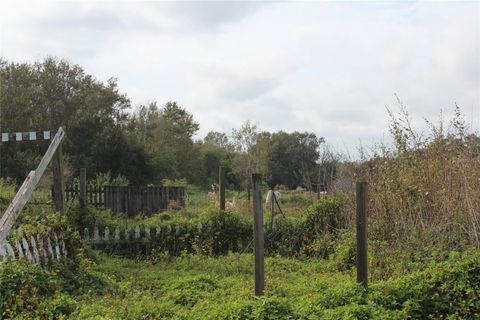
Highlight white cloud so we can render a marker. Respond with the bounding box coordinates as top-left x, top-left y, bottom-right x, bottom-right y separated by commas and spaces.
0, 1, 479, 157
